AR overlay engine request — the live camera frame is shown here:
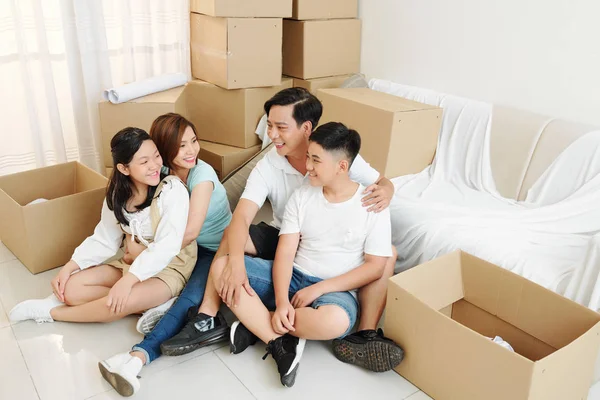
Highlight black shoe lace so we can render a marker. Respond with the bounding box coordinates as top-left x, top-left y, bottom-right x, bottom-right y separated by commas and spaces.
262, 338, 286, 361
